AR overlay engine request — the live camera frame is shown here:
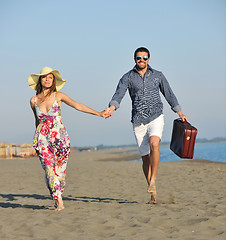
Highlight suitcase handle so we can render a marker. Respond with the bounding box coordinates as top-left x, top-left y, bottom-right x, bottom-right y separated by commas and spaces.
178, 118, 190, 126
177, 118, 197, 131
